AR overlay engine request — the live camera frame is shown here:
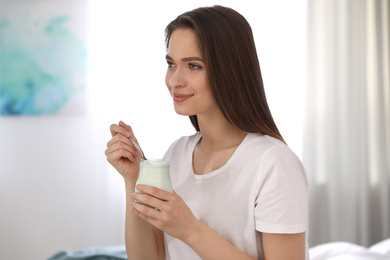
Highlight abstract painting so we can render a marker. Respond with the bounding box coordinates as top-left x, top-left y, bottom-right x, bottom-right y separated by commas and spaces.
0, 0, 87, 116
